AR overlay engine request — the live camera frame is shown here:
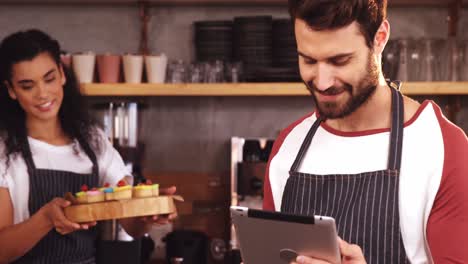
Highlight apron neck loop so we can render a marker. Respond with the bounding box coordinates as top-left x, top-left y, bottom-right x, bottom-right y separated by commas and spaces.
75, 135, 99, 177
22, 135, 99, 177
290, 80, 405, 173
21, 137, 36, 175
387, 81, 404, 171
